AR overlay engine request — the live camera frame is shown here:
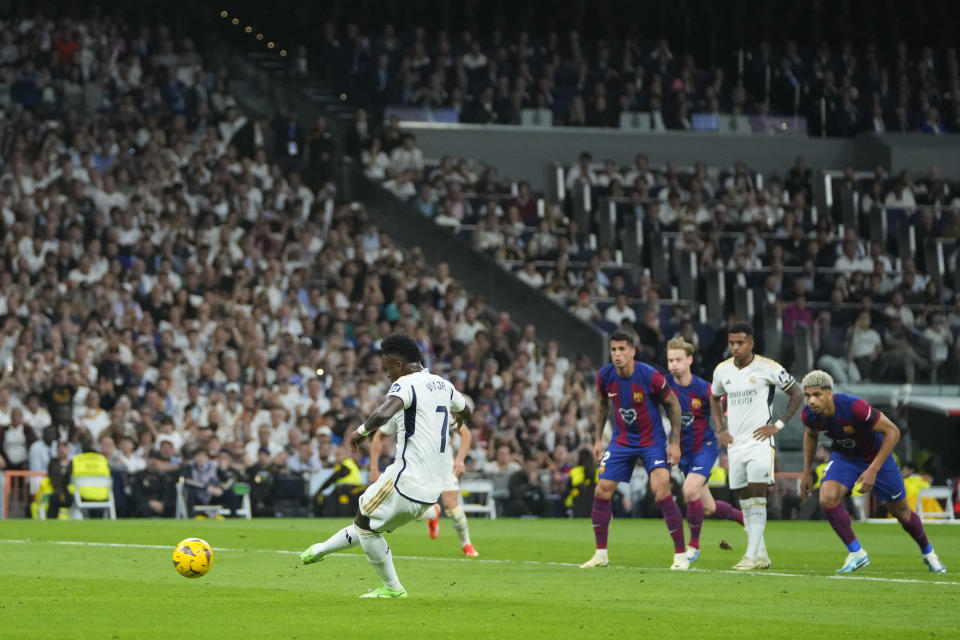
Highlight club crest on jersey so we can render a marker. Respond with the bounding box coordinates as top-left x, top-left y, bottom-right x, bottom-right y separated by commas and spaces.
632, 391, 644, 402
619, 408, 638, 424
843, 425, 854, 434
691, 398, 702, 409
748, 375, 757, 384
